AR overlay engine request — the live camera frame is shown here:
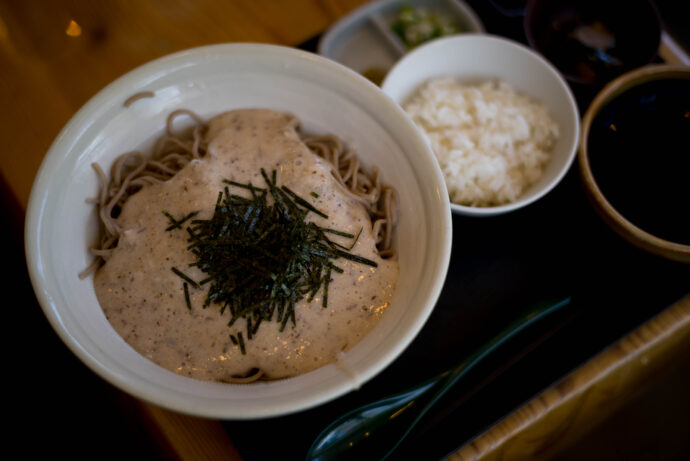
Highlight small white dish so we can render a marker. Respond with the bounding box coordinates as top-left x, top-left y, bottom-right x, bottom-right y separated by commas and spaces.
382, 34, 580, 216
24, 43, 452, 419
318, 0, 484, 83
